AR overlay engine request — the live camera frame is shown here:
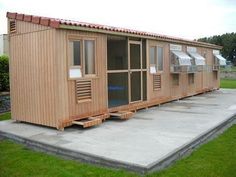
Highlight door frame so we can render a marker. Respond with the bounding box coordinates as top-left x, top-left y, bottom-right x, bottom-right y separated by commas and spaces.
128, 40, 143, 103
